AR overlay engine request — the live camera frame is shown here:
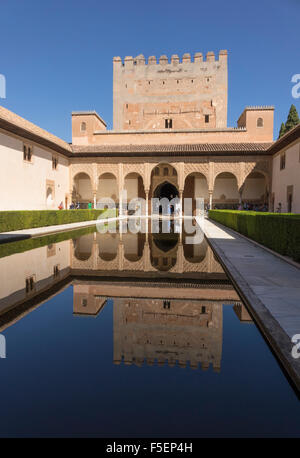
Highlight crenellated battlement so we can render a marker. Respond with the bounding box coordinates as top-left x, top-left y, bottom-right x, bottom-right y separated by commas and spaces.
113, 50, 227, 67
244, 106, 275, 111
114, 357, 221, 371
113, 49, 228, 130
